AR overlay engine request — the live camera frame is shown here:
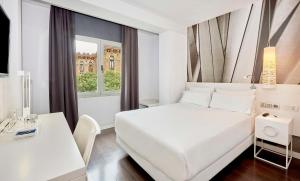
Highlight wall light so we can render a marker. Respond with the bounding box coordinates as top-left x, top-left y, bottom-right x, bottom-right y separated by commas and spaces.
261, 0, 276, 88
261, 47, 276, 88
